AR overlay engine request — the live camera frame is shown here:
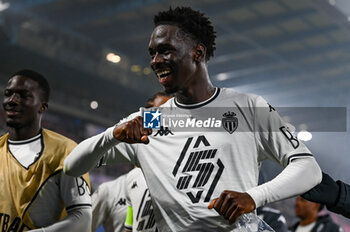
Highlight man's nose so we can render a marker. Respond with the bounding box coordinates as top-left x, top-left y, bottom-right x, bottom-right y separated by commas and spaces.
8, 93, 20, 104
151, 53, 164, 66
